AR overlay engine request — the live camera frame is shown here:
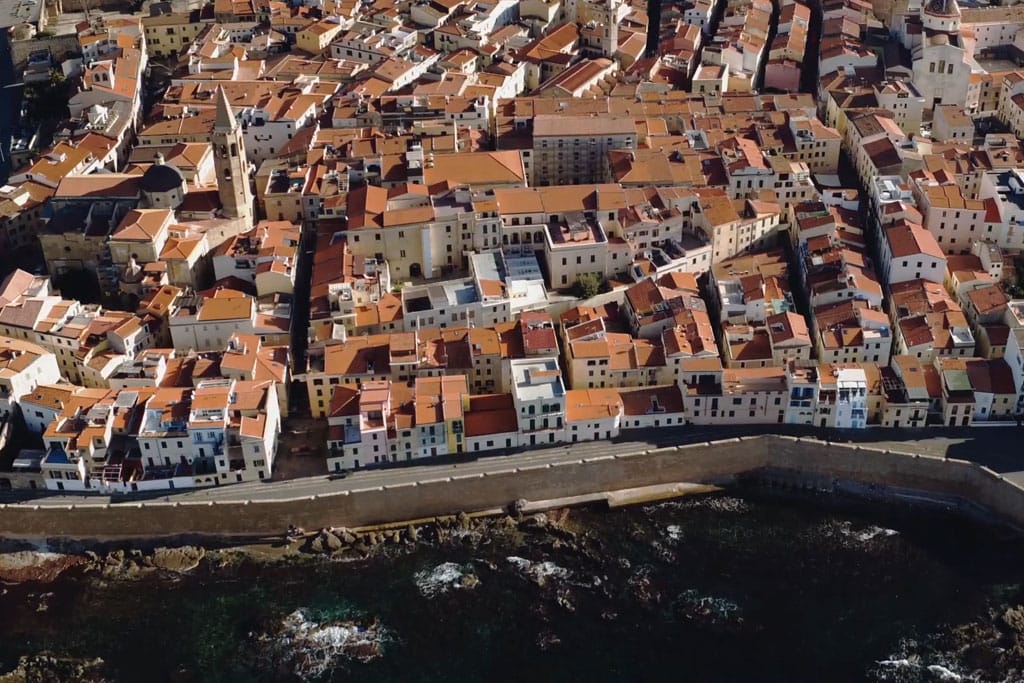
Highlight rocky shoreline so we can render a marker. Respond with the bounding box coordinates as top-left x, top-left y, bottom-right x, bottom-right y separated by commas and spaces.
2, 491, 1024, 683
0, 544, 207, 584
0, 654, 111, 683
933, 606, 1024, 681
0, 507, 586, 681
0, 506, 600, 681
0, 504, 579, 585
